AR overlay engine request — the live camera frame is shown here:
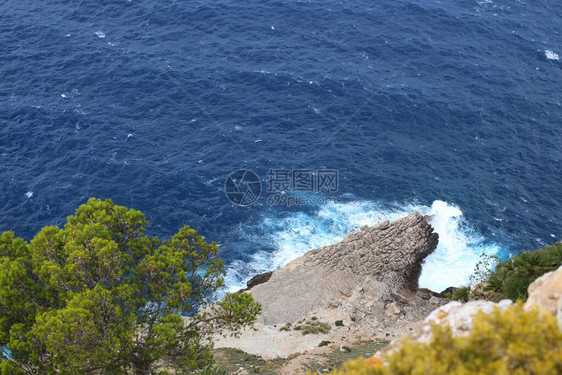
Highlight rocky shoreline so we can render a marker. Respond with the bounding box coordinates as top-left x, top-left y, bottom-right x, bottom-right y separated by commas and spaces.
215, 213, 449, 364
246, 212, 439, 324
214, 213, 562, 374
